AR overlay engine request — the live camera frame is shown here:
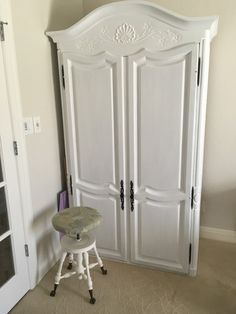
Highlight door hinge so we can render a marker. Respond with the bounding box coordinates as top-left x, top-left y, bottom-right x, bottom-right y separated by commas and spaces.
197, 57, 201, 86
191, 186, 194, 209
13, 141, 18, 156
0, 21, 8, 41
61, 65, 65, 89
24, 244, 29, 257
189, 243, 192, 264
69, 175, 73, 195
